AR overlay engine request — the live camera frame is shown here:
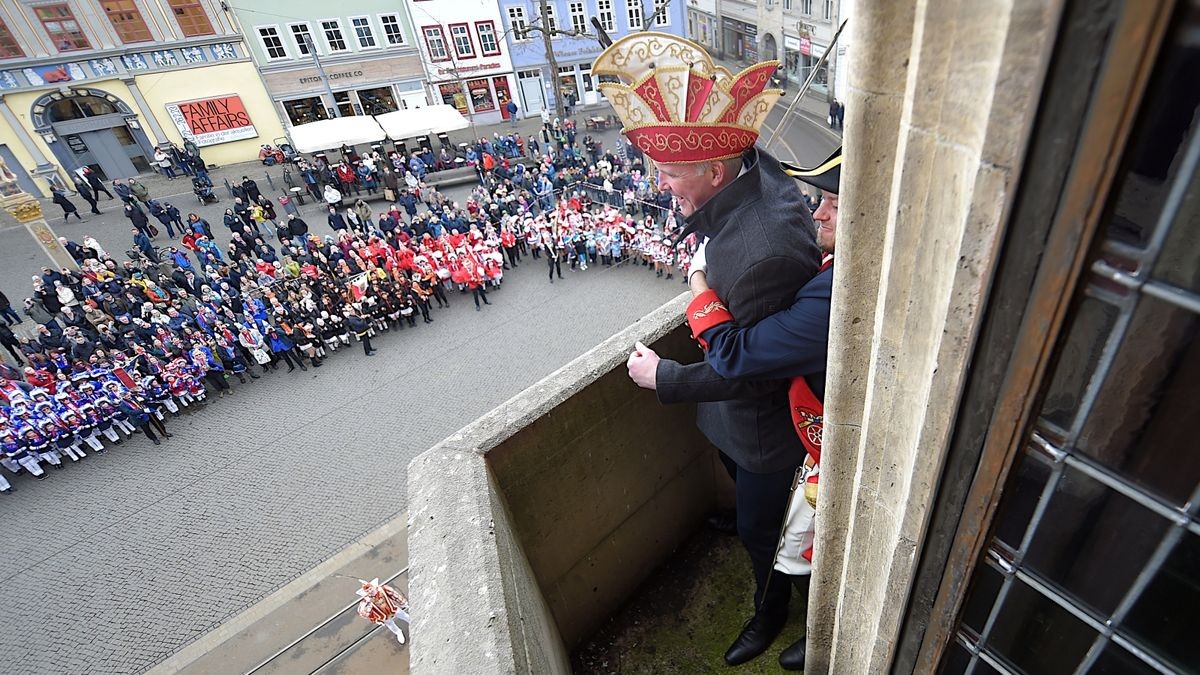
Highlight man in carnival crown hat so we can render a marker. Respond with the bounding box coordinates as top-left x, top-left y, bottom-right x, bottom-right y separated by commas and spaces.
603, 32, 823, 666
